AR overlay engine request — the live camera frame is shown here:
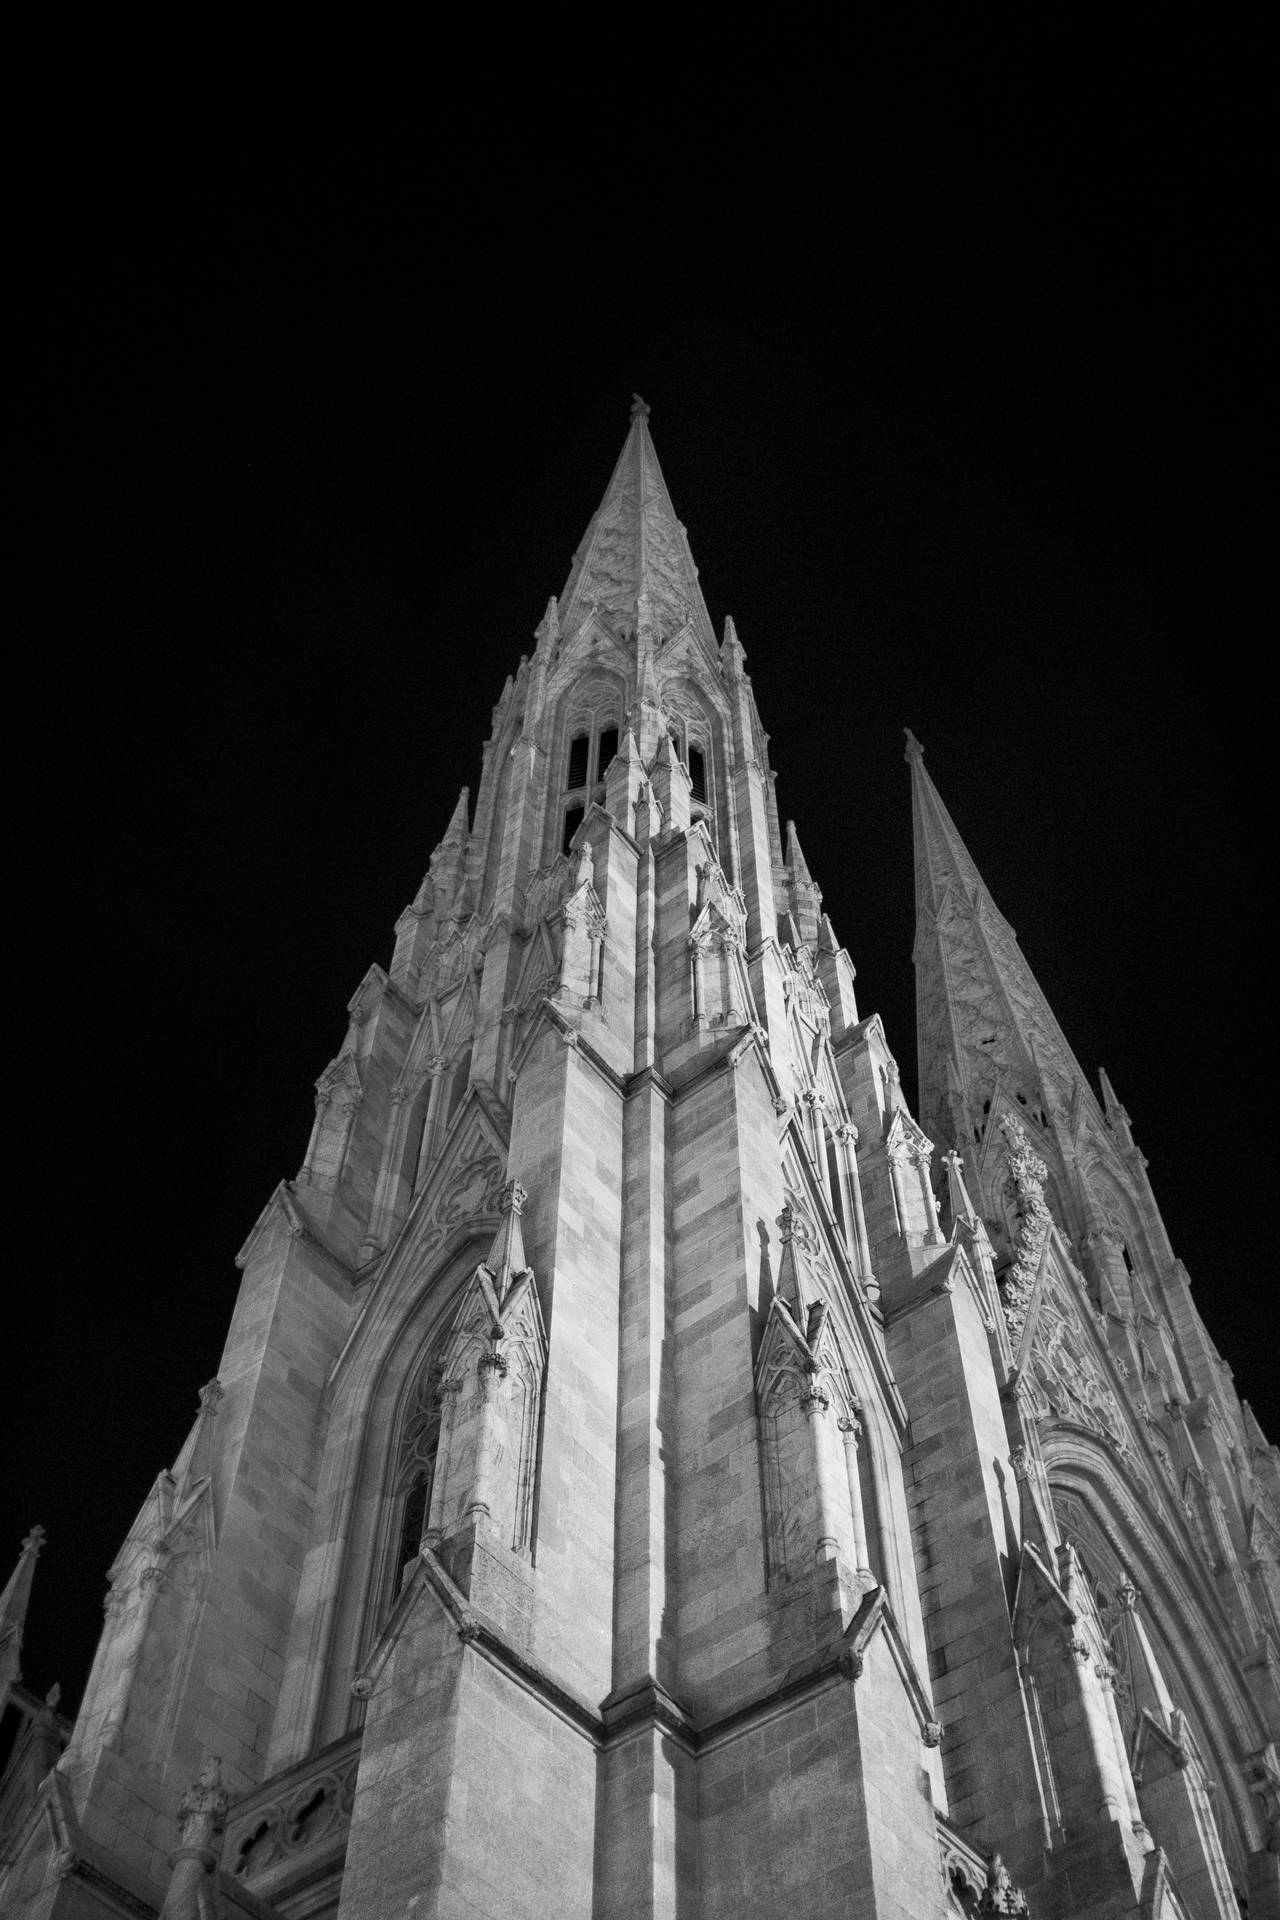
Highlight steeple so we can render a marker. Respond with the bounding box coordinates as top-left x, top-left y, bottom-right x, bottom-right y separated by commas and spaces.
0, 1525, 45, 1703
906, 729, 1091, 1154
557, 395, 717, 659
